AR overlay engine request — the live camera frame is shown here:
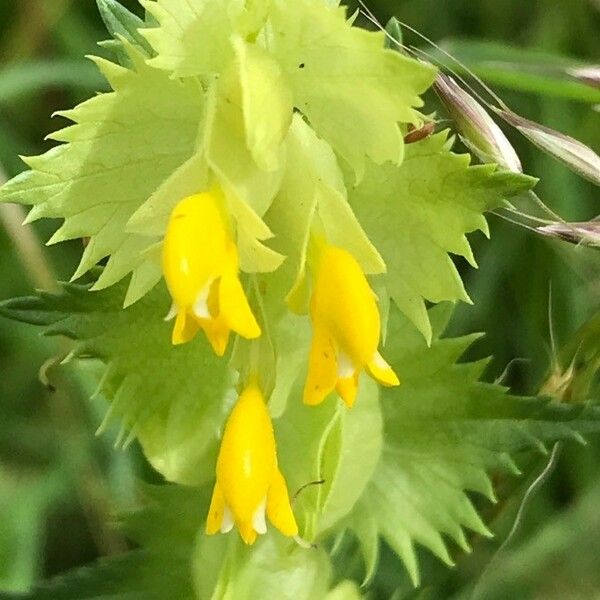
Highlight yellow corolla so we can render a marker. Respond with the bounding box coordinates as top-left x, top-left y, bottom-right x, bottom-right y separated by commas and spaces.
304, 244, 400, 408
161, 190, 260, 355
206, 383, 298, 545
